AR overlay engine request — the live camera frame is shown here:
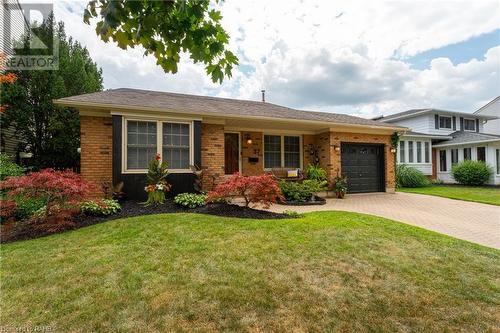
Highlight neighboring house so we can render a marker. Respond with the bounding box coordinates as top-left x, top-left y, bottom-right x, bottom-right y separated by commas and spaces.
54, 88, 405, 199
474, 96, 500, 135
376, 109, 500, 185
